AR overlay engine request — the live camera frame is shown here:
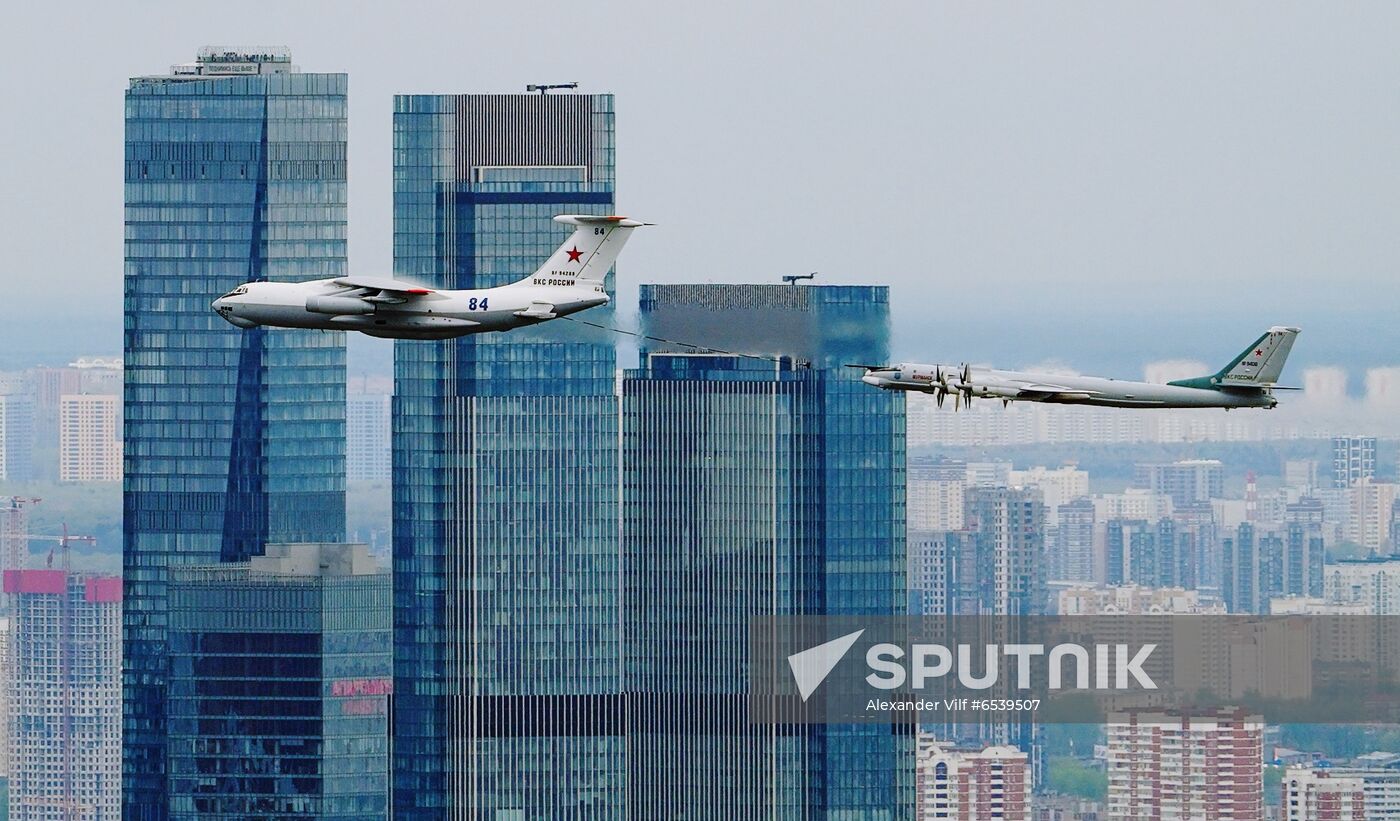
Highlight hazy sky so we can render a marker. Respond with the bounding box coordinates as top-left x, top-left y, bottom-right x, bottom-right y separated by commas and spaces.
2, 1, 1397, 381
